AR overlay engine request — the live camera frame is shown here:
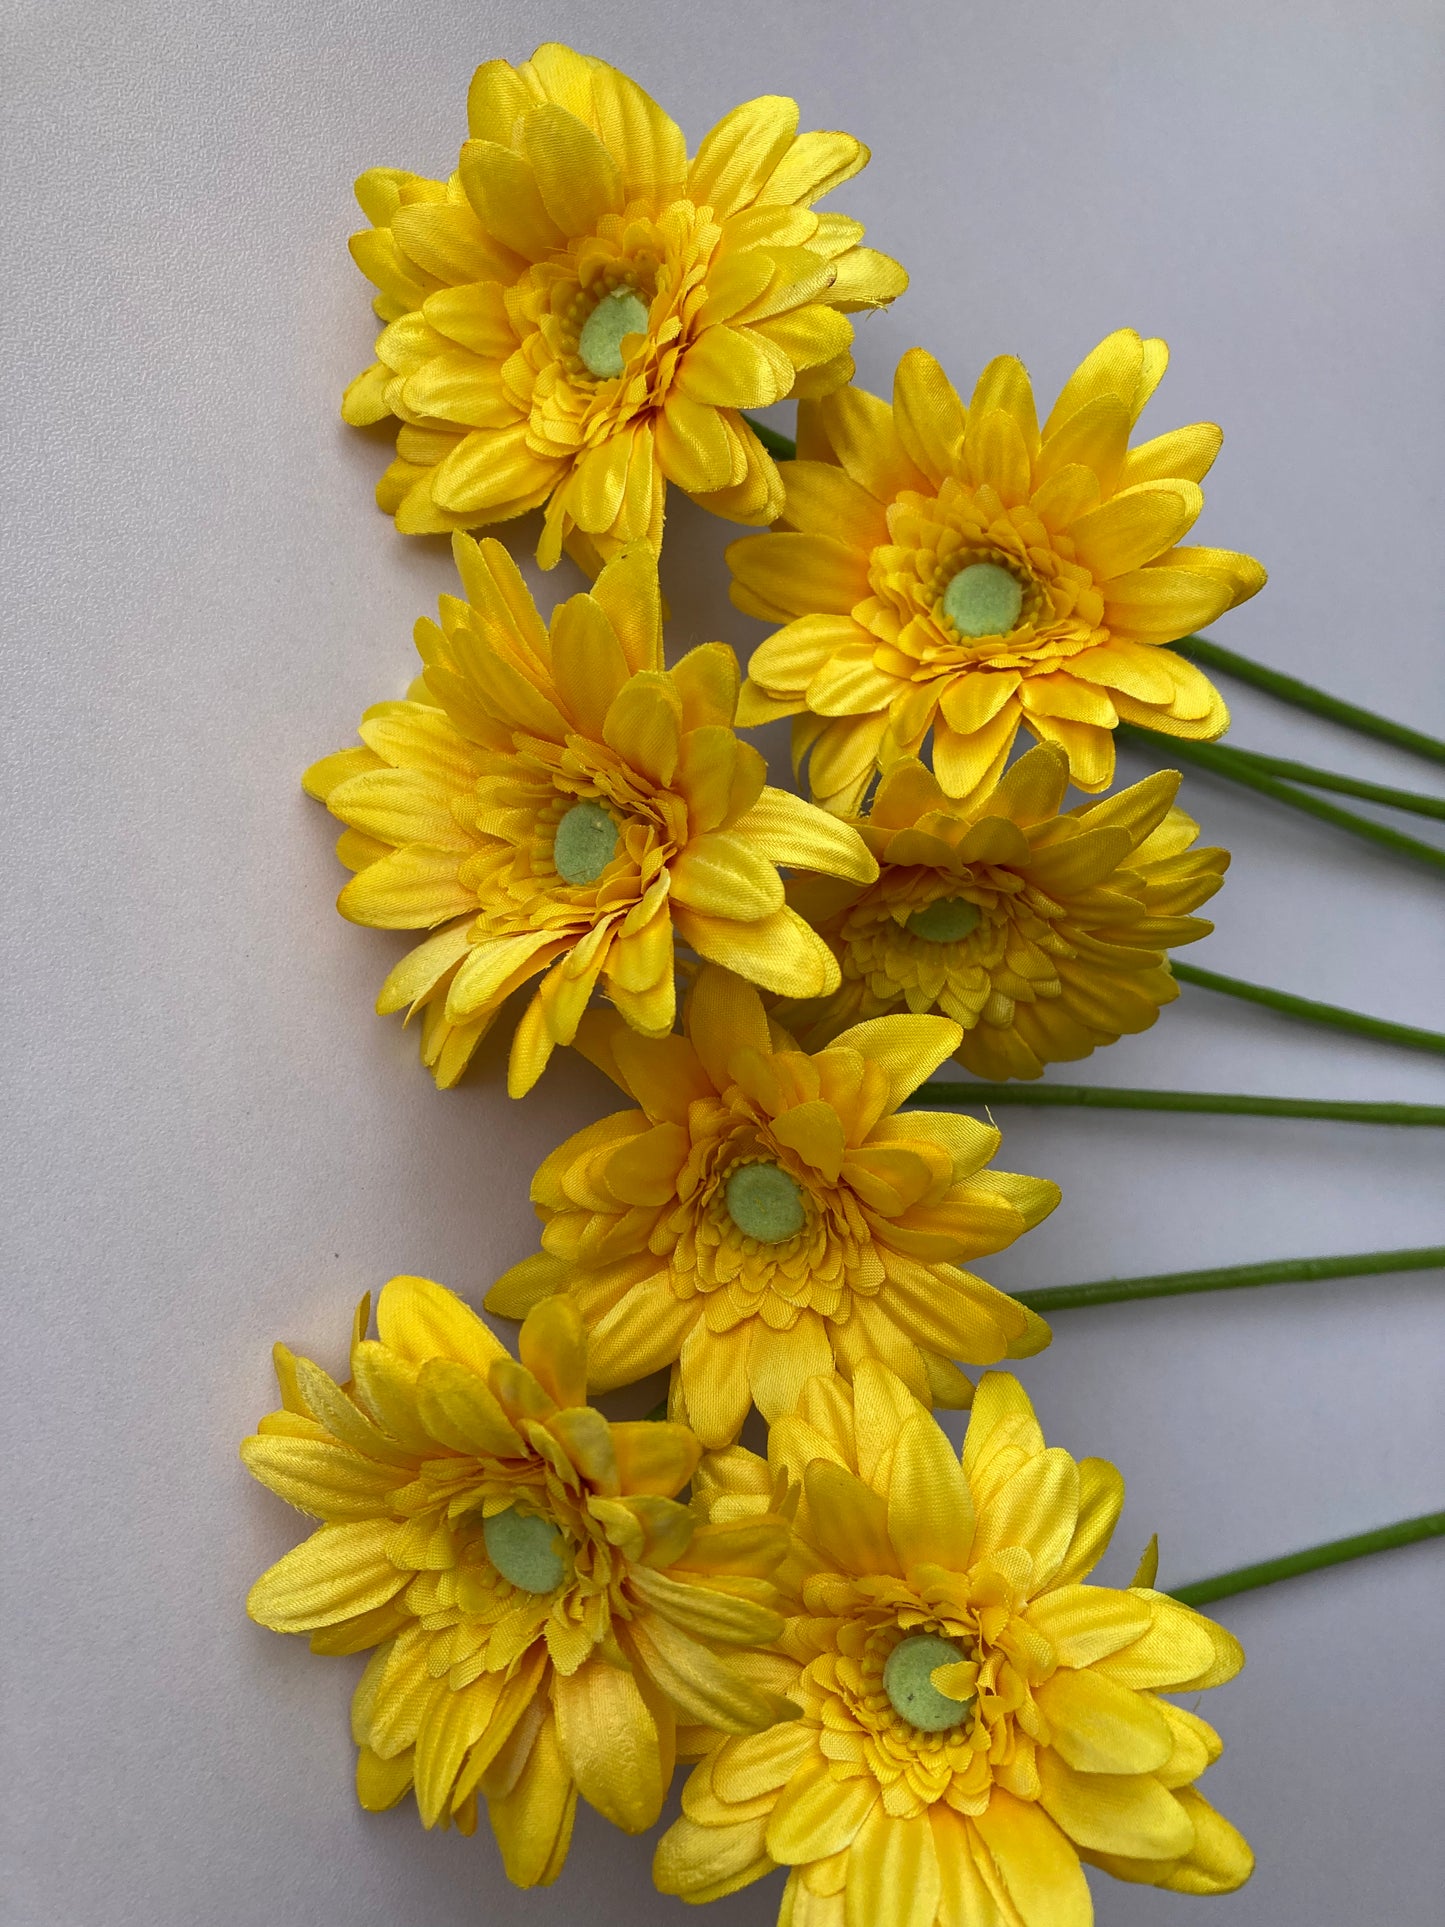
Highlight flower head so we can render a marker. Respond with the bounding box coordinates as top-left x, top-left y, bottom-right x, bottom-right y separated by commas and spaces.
304, 536, 875, 1094
775, 743, 1228, 1079
487, 967, 1059, 1447
655, 1365, 1252, 1921
242, 1280, 795, 1887
343, 42, 907, 571
731, 331, 1265, 810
